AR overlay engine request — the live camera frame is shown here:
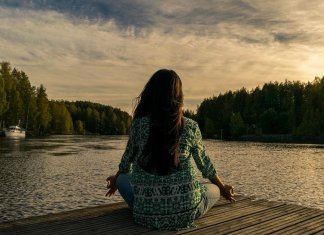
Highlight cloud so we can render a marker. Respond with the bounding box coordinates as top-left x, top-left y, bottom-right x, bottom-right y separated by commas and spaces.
0, 0, 155, 27
1, 1, 324, 113
273, 33, 299, 43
